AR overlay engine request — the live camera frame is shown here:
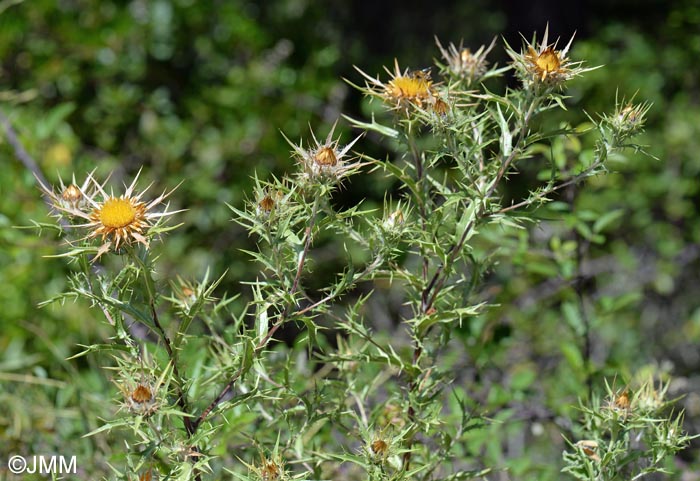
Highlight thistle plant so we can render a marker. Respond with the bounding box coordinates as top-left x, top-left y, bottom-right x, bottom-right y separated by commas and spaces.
29, 26, 693, 481
563, 378, 695, 480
